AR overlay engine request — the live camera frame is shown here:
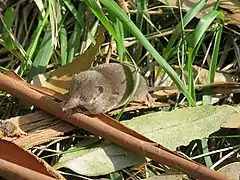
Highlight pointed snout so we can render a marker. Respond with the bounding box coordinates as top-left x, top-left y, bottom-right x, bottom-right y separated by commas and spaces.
61, 98, 79, 111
